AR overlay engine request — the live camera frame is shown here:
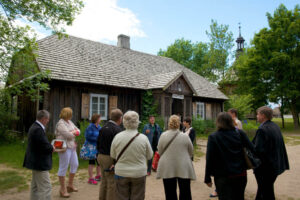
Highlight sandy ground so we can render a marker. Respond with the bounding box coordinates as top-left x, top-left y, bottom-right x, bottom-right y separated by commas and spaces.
1, 142, 300, 200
